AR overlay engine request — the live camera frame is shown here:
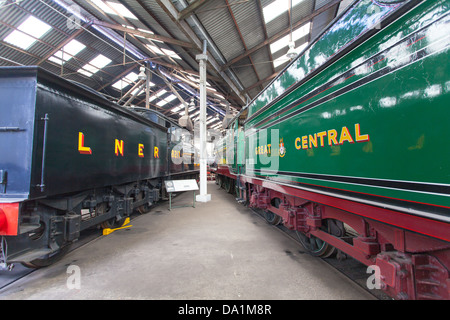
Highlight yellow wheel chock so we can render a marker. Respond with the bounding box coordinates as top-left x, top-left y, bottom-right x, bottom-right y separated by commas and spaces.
102, 217, 132, 235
